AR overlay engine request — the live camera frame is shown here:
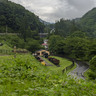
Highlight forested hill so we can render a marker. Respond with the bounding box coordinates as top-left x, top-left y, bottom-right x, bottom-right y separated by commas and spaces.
79, 8, 96, 37
54, 7, 96, 38
0, 0, 45, 38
